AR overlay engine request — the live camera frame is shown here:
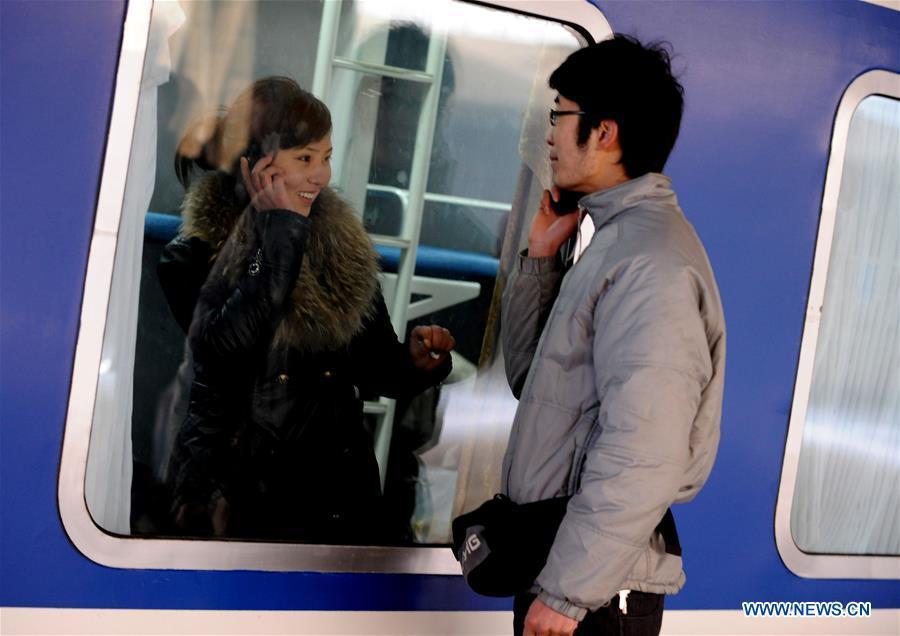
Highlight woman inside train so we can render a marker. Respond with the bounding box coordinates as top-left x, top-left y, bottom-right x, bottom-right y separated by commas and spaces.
158, 76, 455, 543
